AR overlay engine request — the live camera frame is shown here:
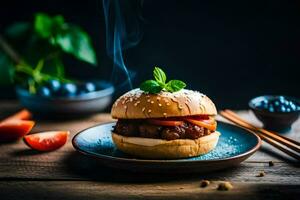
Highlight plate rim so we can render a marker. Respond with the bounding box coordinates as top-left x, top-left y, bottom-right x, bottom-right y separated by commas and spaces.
72, 121, 262, 163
